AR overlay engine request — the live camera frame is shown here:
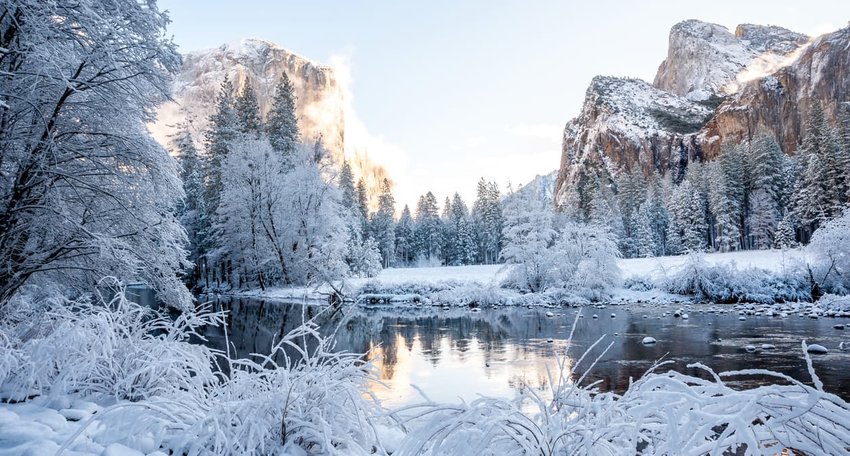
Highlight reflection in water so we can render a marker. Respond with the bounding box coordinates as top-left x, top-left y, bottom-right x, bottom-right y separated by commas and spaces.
203, 298, 850, 407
